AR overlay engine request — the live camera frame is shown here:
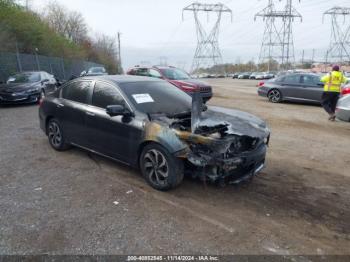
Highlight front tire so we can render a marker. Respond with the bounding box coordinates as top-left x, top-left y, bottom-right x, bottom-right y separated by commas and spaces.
268, 89, 282, 103
140, 143, 184, 191
47, 119, 70, 151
